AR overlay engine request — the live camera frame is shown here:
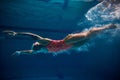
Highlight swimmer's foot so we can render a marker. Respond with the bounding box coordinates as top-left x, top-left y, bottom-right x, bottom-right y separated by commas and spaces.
106, 24, 117, 29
